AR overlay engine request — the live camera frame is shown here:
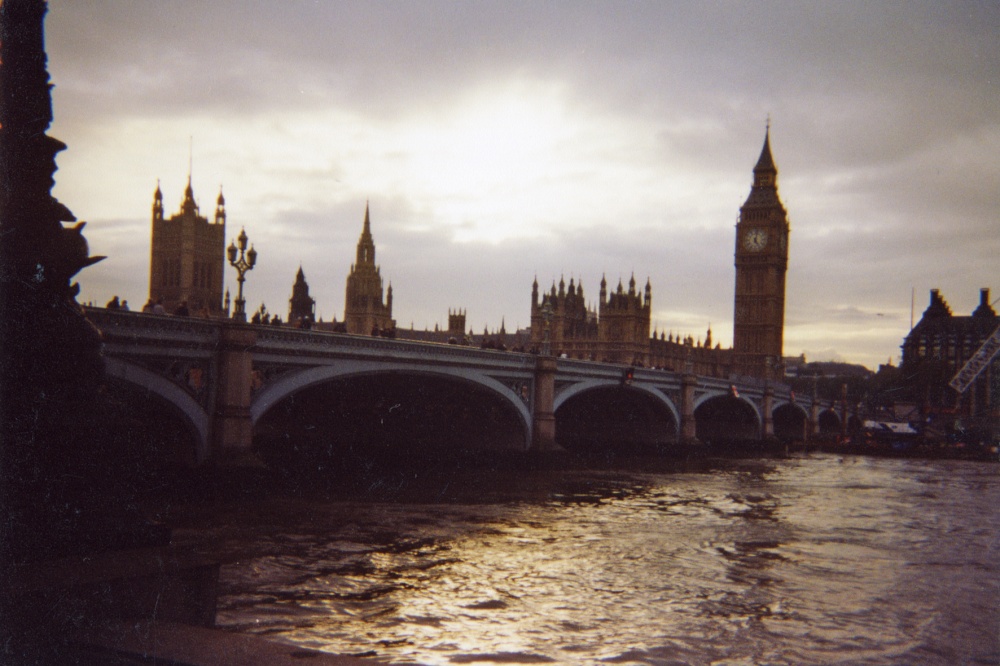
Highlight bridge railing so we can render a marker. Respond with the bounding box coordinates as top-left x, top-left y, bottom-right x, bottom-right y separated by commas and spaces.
554, 357, 790, 397
84, 307, 221, 348
83, 307, 794, 401
84, 307, 540, 370
252, 325, 540, 369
